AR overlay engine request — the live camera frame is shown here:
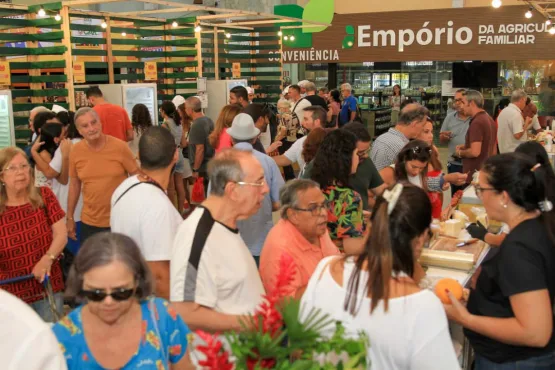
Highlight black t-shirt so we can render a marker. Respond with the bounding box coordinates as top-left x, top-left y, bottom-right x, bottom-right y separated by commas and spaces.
304, 95, 328, 111
465, 218, 555, 363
